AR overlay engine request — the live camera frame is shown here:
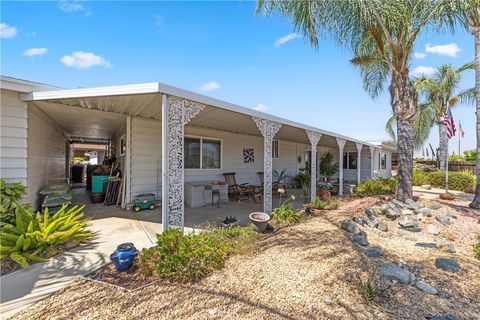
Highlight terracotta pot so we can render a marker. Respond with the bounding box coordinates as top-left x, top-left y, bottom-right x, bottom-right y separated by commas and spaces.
317, 189, 331, 200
